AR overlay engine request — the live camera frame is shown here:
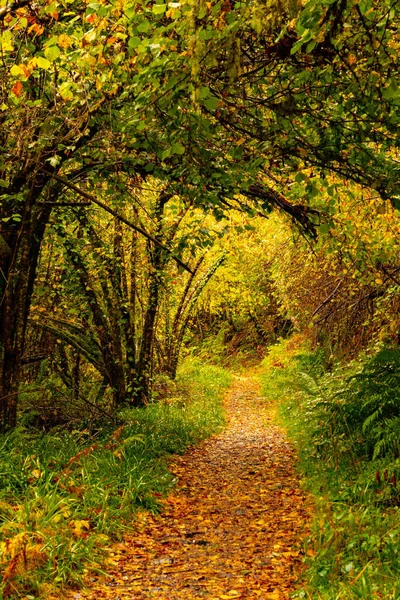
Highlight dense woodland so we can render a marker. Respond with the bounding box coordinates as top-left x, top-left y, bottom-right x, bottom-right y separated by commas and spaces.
0, 0, 400, 597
